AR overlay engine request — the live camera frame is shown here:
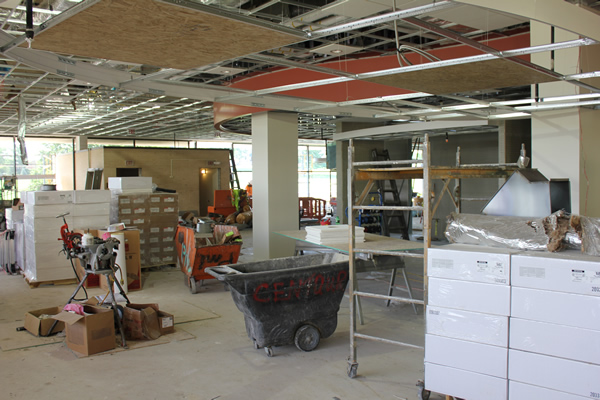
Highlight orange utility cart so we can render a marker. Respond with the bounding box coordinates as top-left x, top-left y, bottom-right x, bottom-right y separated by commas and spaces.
175, 225, 242, 294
